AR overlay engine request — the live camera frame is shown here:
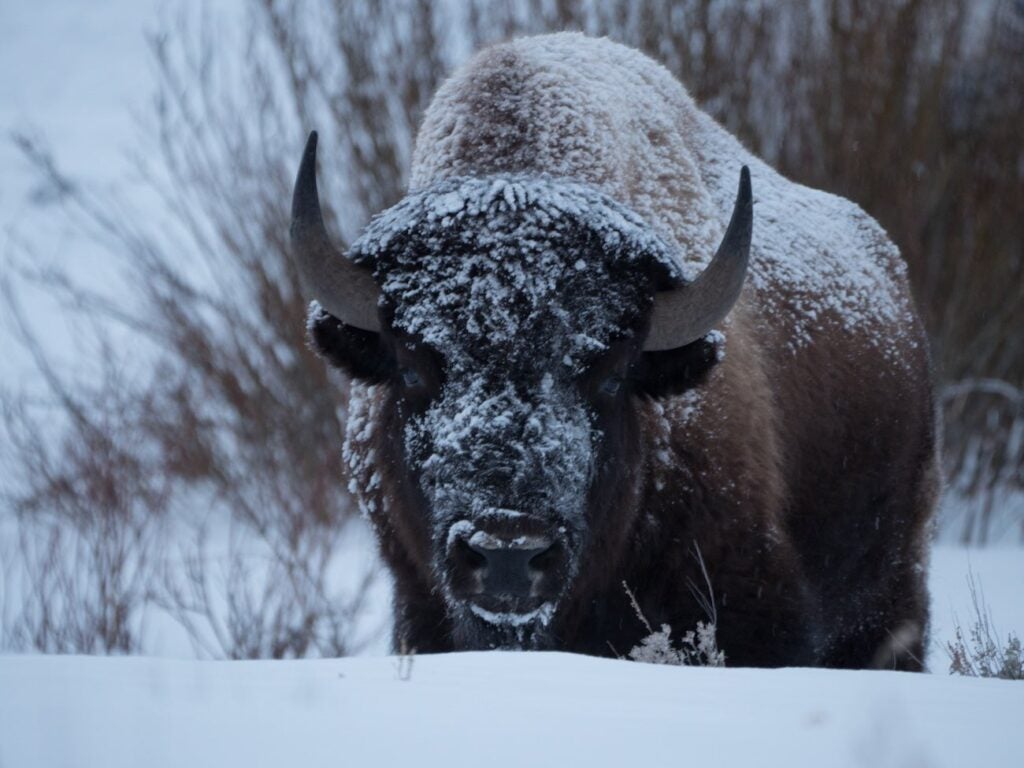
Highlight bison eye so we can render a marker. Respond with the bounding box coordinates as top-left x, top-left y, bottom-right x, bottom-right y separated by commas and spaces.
400, 367, 424, 389
599, 376, 623, 397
